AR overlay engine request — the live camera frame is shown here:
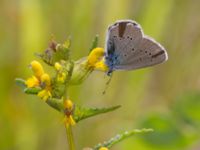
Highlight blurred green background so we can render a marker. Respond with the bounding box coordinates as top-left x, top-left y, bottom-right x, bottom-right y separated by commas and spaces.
1, 0, 200, 150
